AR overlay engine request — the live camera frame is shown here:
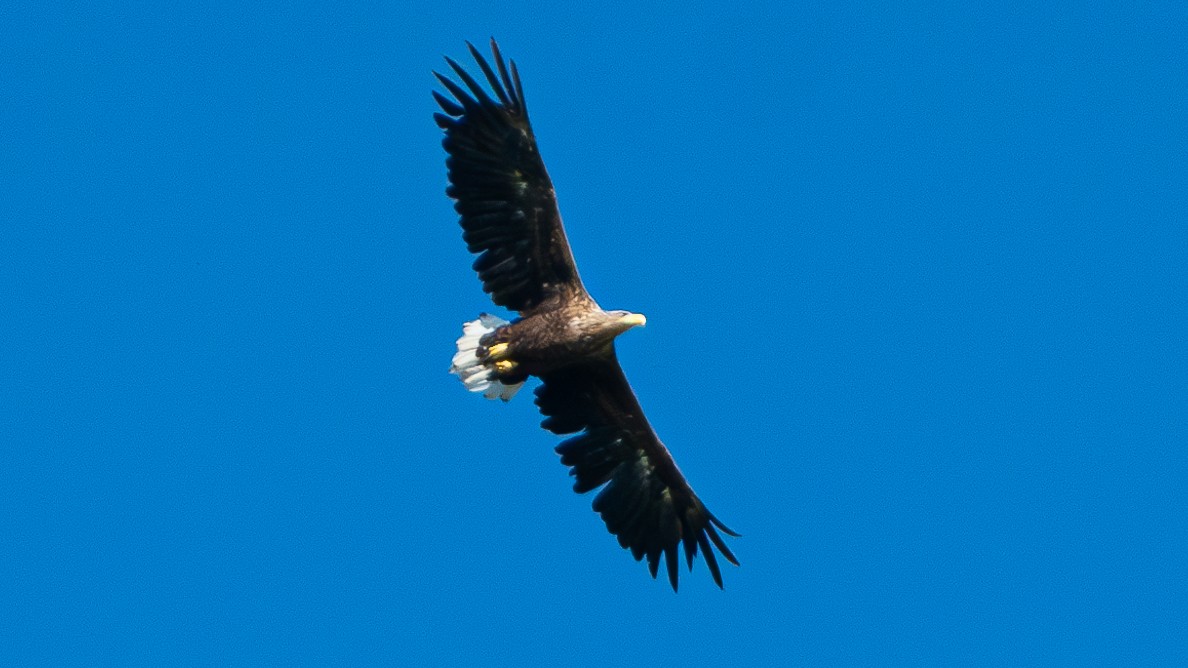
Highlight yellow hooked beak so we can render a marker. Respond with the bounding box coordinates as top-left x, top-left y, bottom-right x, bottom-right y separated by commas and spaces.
619, 313, 647, 328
